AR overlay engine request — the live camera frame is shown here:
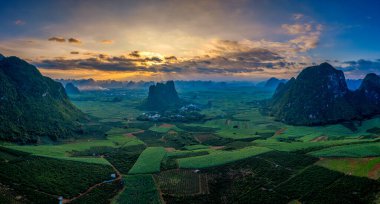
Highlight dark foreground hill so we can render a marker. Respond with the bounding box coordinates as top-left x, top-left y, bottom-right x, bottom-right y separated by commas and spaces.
143, 81, 182, 110
269, 62, 380, 125
0, 55, 86, 143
